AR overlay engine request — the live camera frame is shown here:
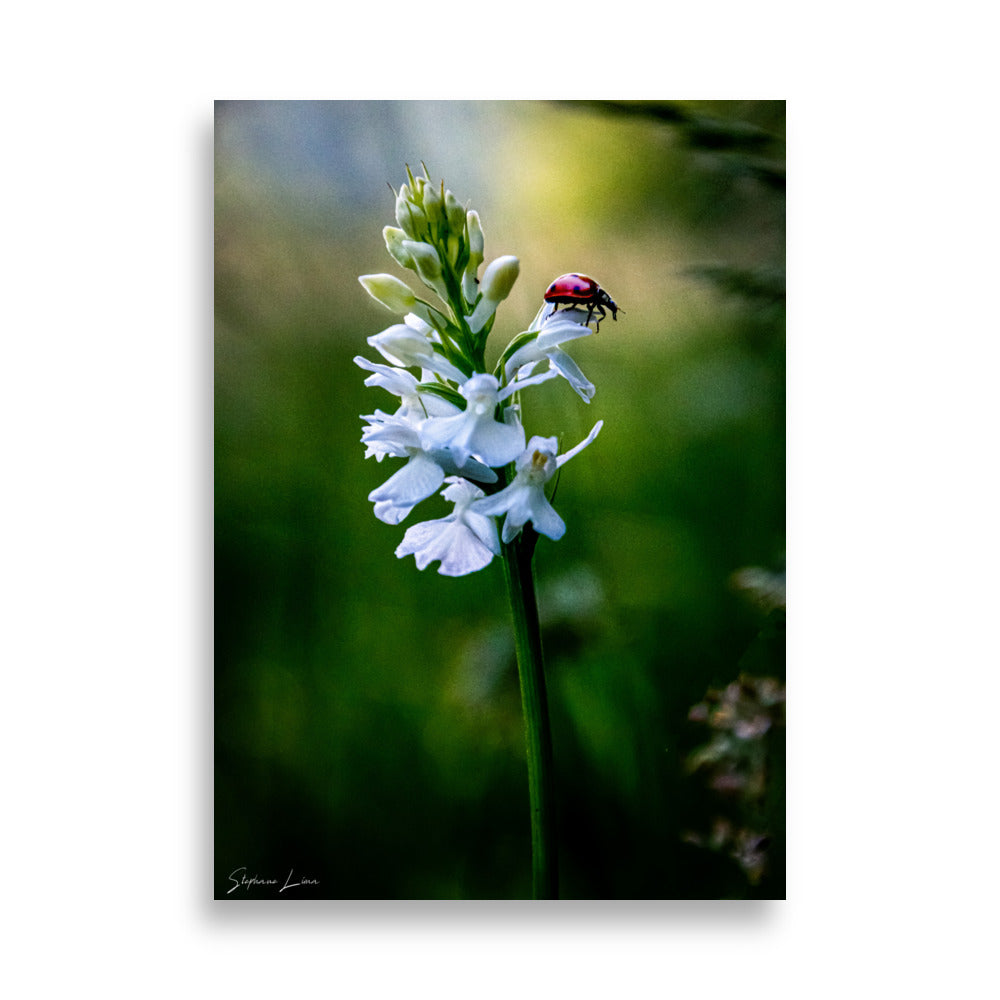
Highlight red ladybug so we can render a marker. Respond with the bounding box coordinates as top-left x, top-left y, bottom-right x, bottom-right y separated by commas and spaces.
543, 273, 620, 329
